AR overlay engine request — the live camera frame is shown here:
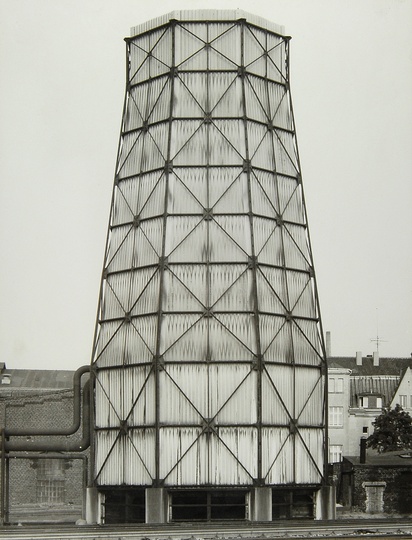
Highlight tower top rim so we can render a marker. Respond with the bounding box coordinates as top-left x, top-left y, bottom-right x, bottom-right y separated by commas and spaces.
130, 10, 285, 38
